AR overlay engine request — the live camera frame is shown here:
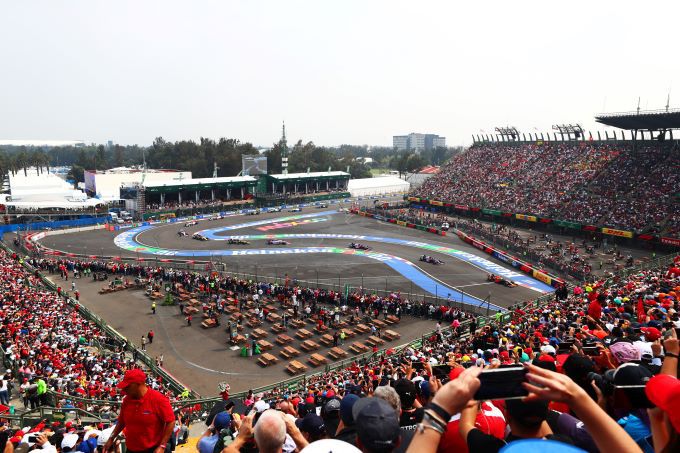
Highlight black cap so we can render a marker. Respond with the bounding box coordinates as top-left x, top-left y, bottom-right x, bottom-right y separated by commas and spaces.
353, 398, 400, 452
506, 399, 549, 428
393, 378, 416, 408
295, 413, 326, 437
